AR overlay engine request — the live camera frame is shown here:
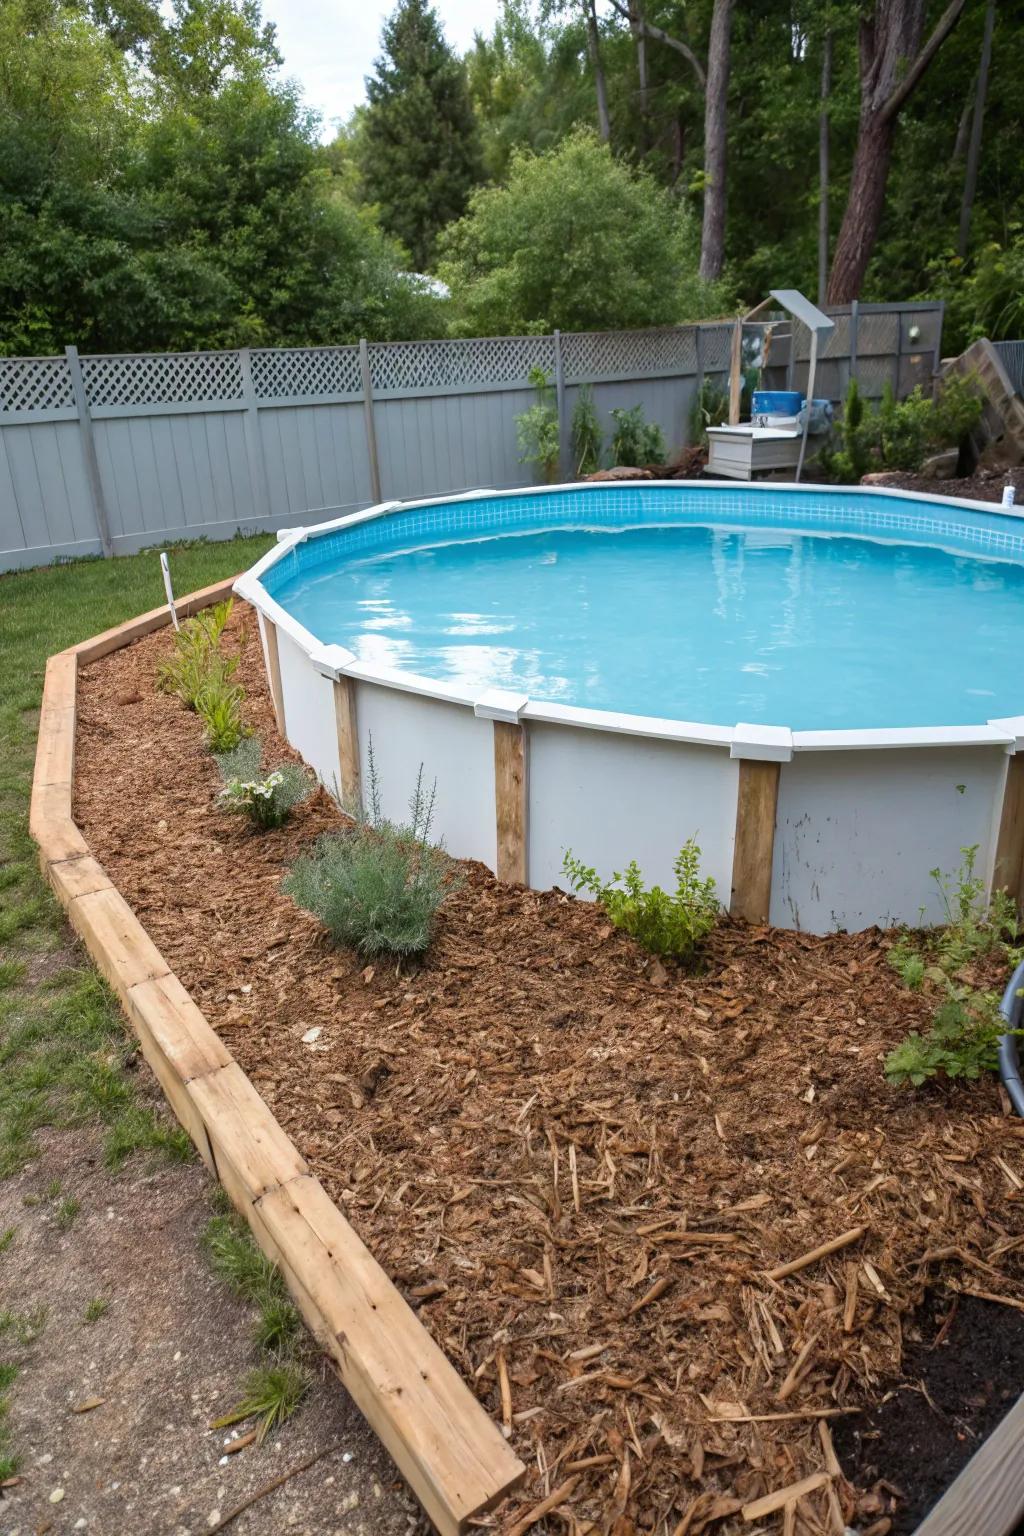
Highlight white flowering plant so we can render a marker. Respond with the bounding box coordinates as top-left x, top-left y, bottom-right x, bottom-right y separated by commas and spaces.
215, 737, 313, 830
